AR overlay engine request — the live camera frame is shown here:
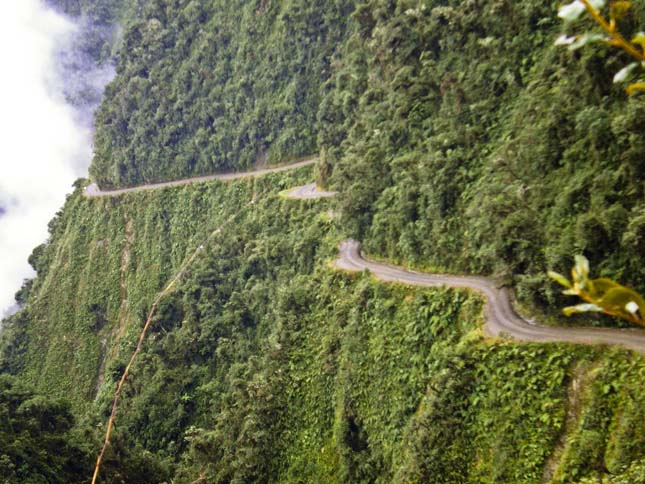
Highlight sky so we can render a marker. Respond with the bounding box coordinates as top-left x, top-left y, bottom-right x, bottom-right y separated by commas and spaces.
0, 2, 94, 316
